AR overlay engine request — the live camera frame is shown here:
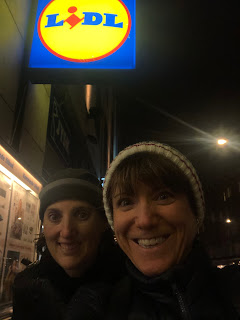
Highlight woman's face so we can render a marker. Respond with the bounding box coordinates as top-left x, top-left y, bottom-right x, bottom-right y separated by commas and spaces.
43, 199, 107, 277
113, 182, 197, 277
